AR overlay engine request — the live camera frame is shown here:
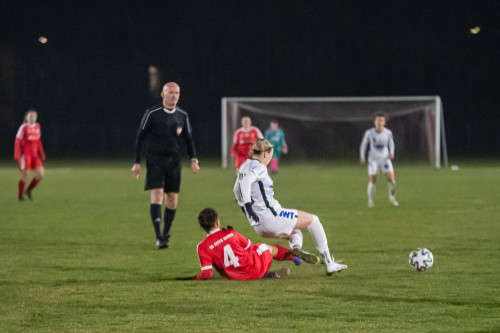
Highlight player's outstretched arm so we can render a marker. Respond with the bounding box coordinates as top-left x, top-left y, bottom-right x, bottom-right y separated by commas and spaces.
192, 269, 213, 280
